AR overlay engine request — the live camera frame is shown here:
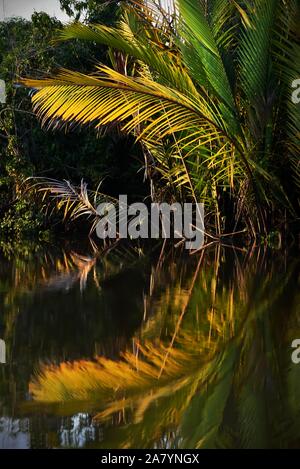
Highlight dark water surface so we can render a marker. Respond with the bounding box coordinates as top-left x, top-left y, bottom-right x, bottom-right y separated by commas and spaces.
0, 242, 299, 449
